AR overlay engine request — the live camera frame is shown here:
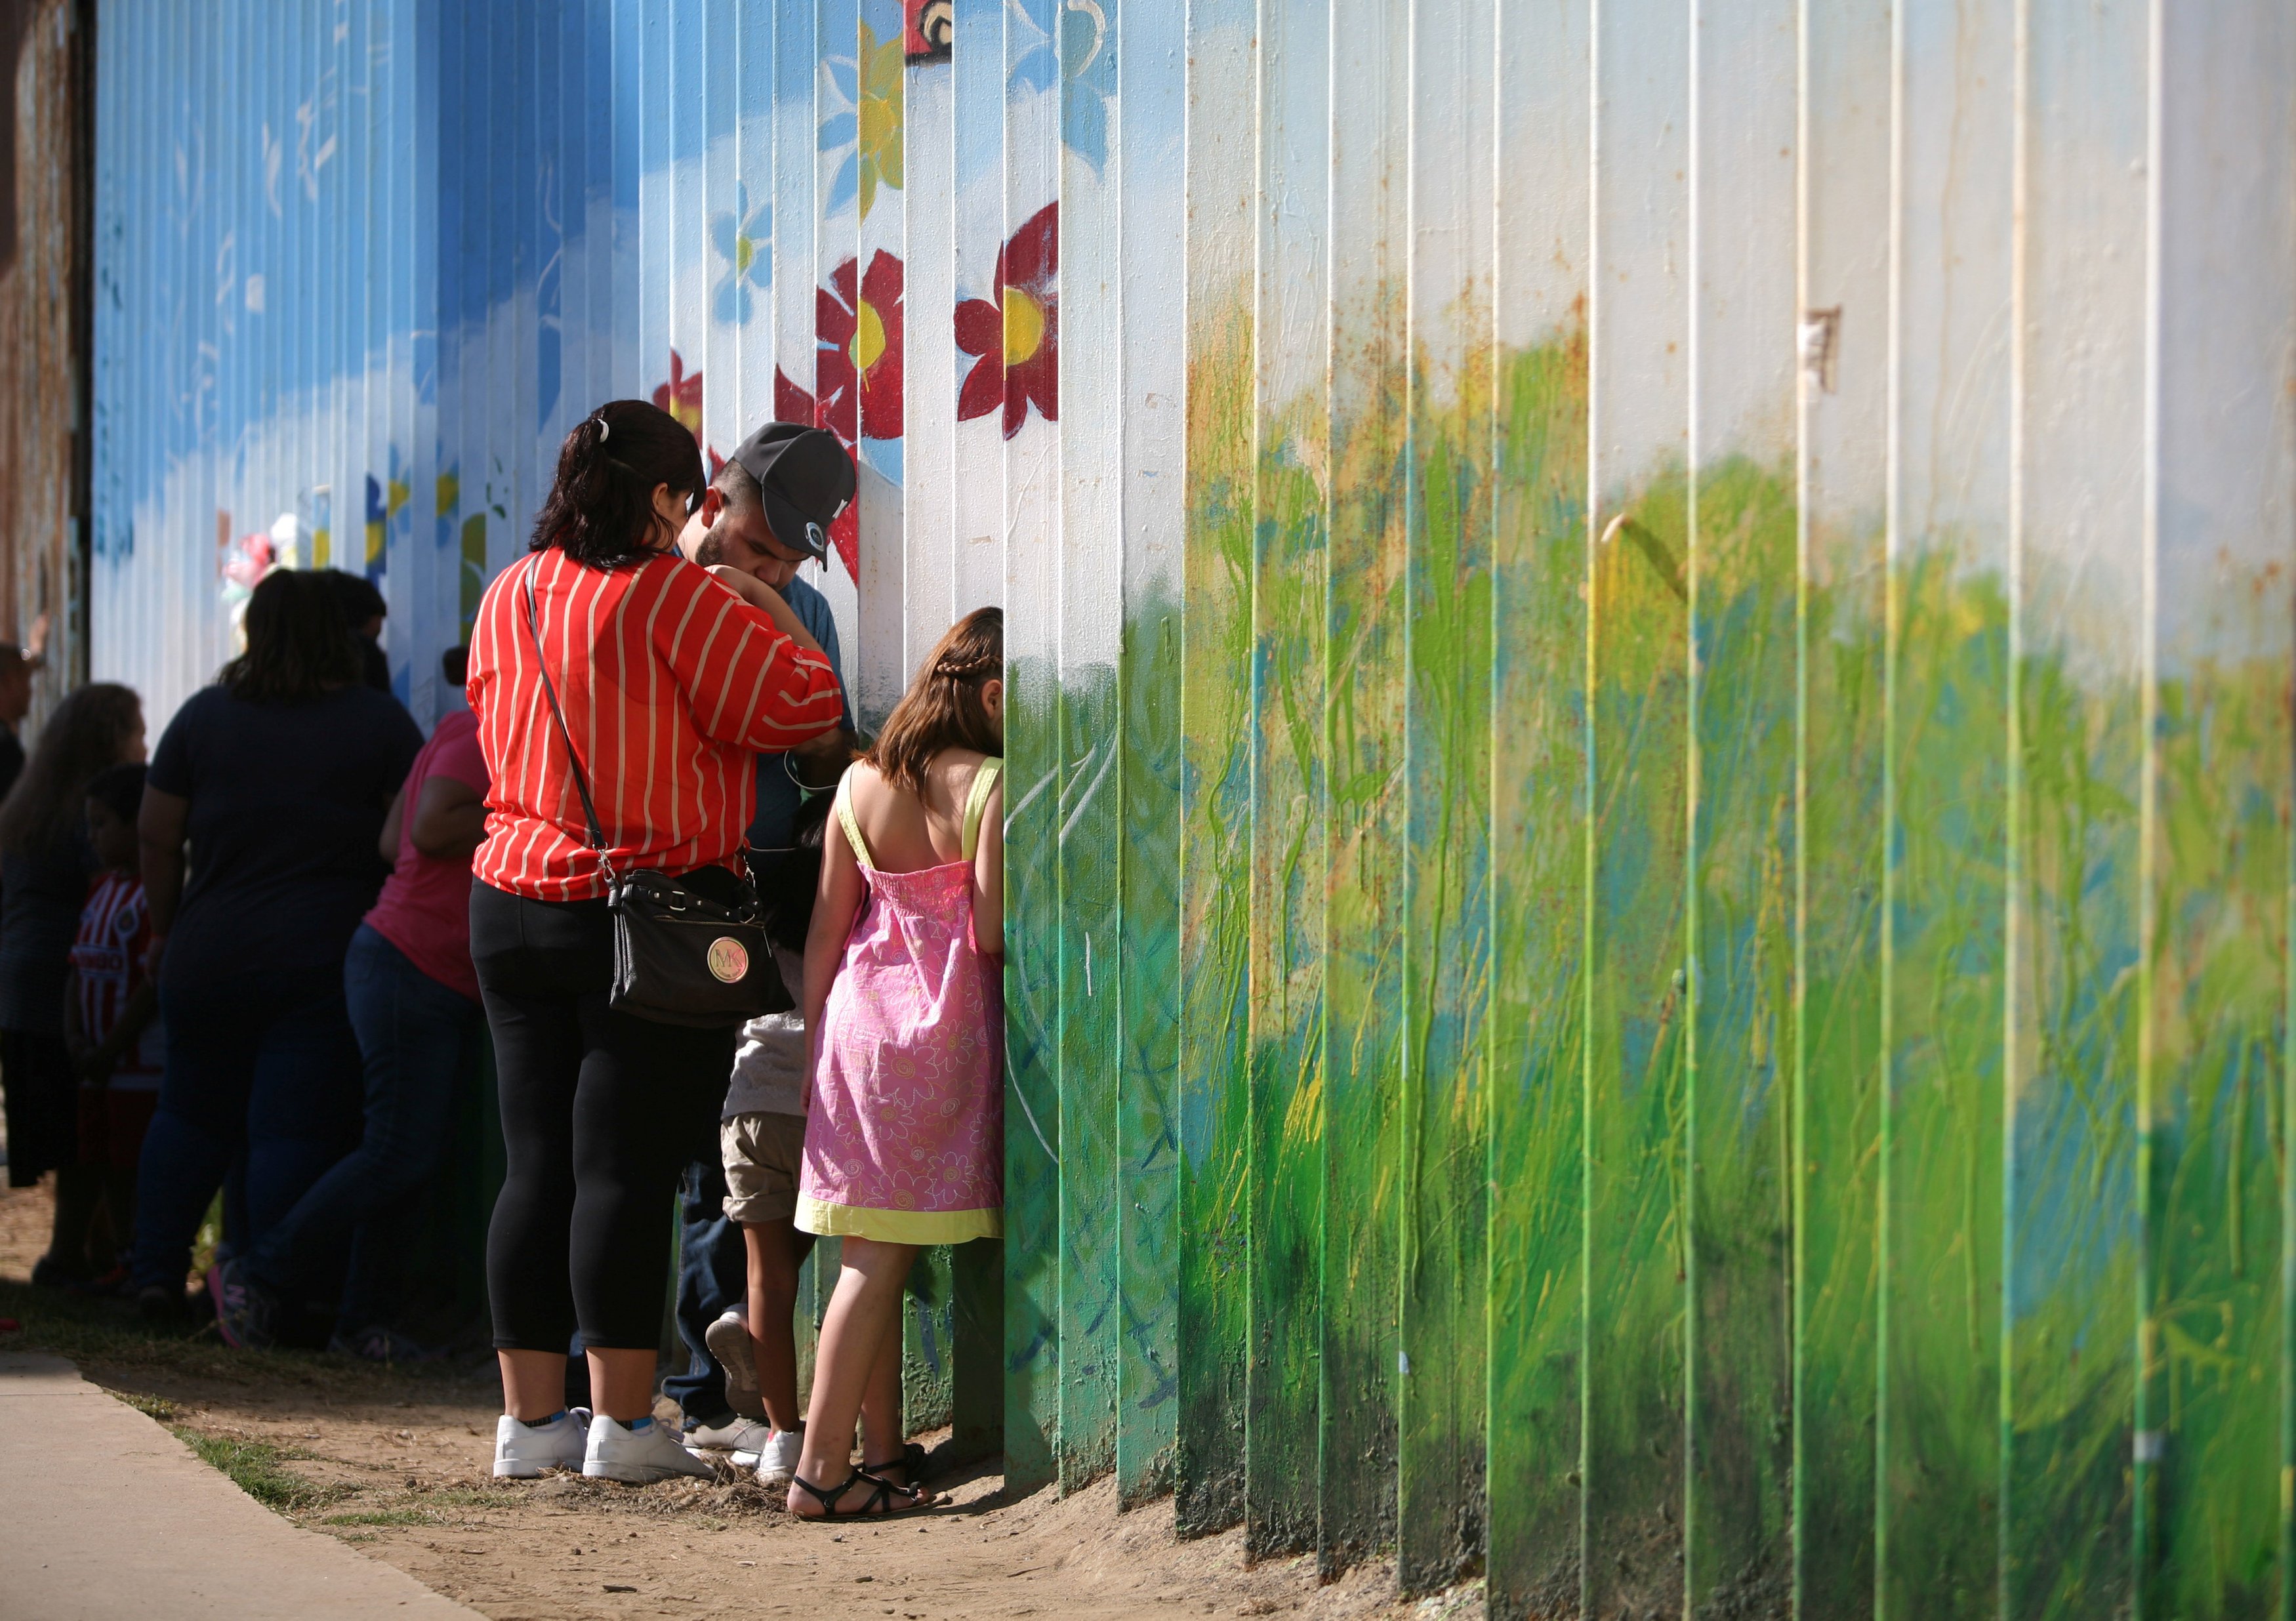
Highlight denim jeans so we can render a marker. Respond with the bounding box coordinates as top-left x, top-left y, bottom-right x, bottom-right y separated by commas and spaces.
243, 925, 482, 1332
663, 1155, 748, 1427
131, 961, 365, 1293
